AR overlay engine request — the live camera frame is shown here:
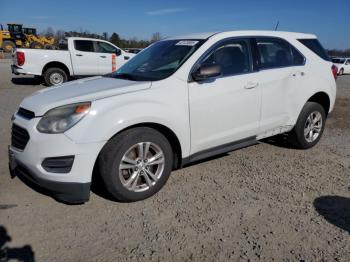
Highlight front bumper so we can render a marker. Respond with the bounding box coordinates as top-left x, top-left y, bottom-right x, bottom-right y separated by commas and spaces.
10, 162, 91, 204
9, 114, 106, 203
